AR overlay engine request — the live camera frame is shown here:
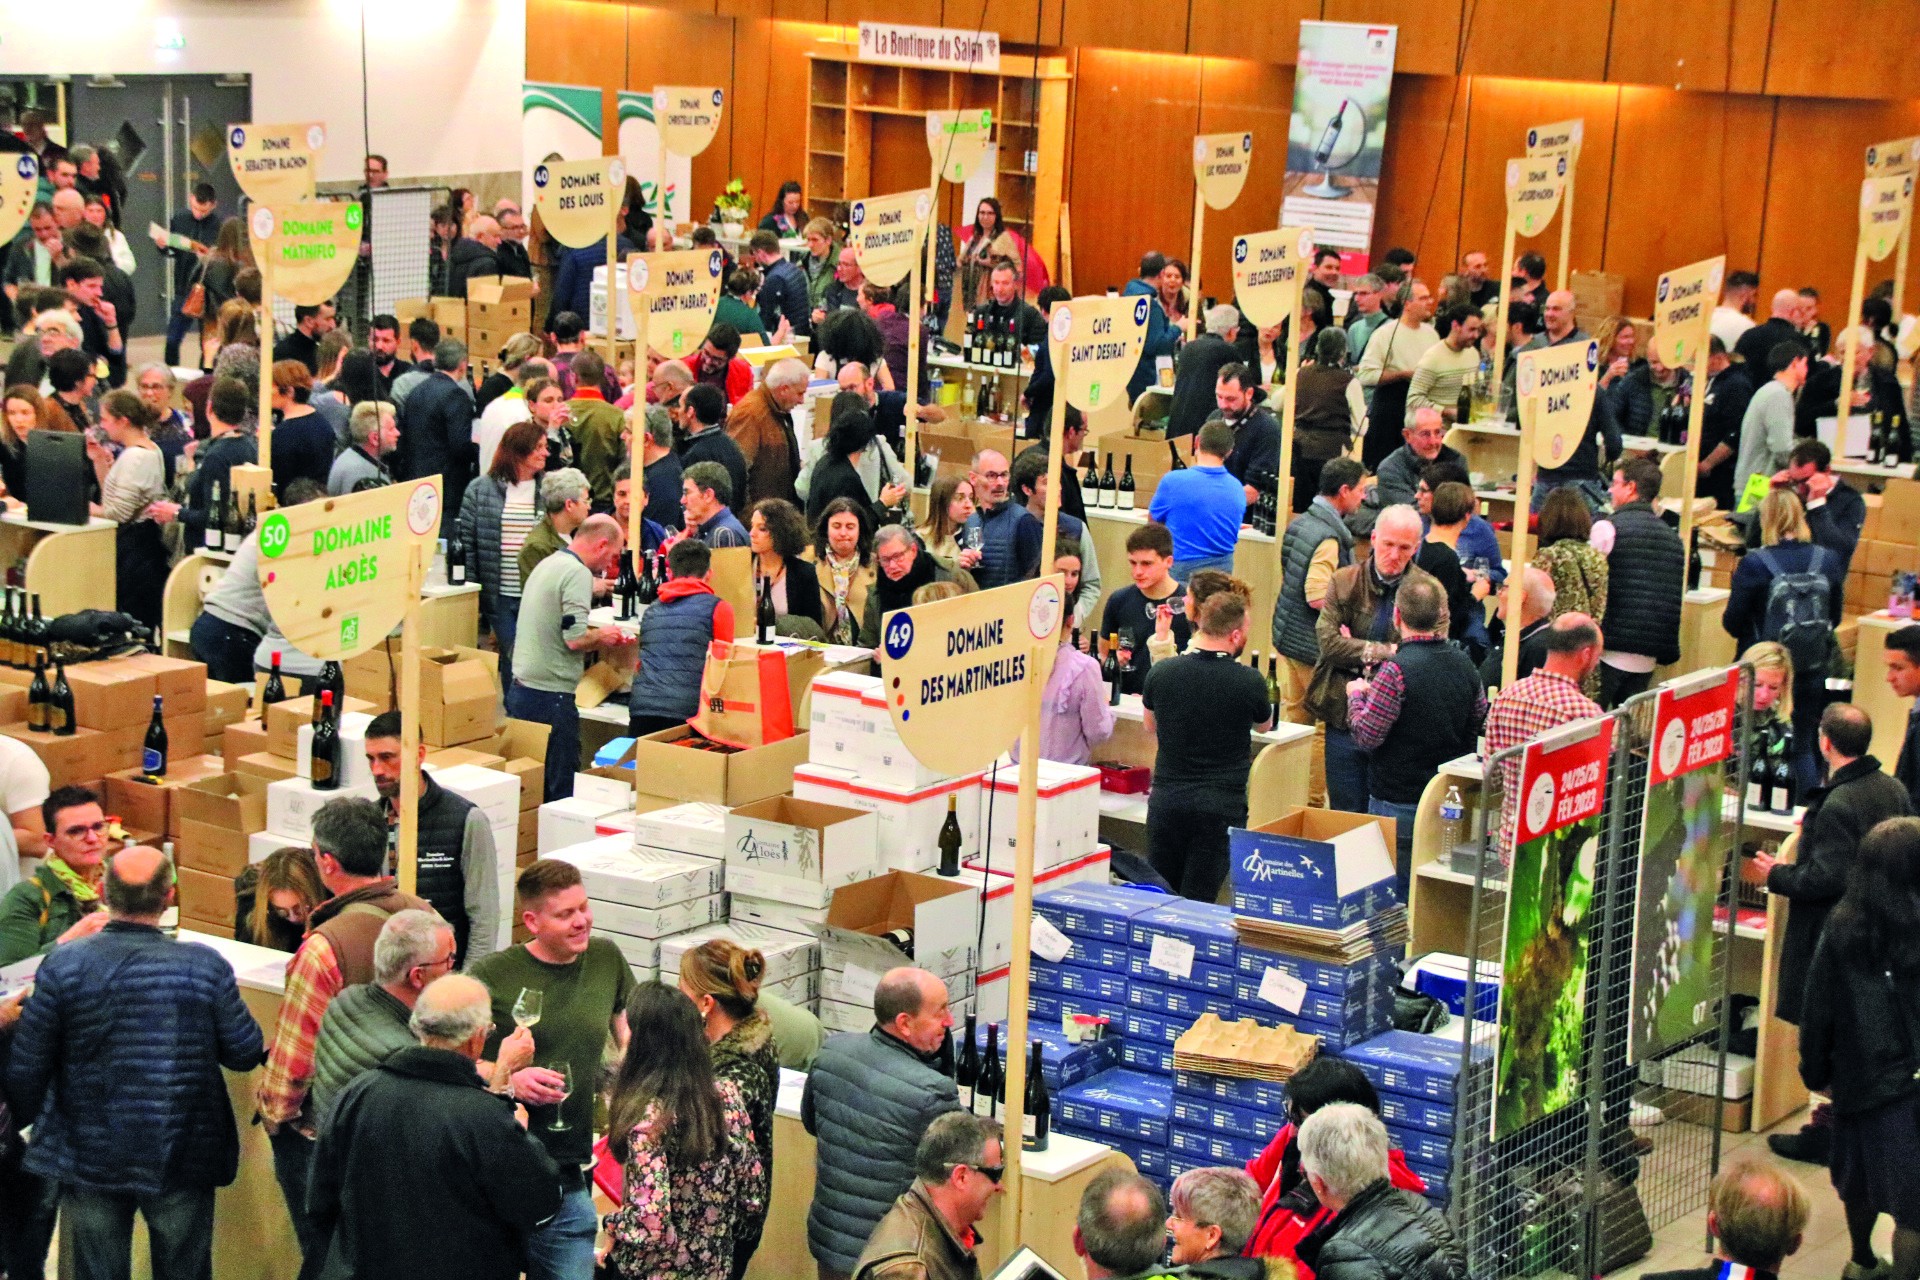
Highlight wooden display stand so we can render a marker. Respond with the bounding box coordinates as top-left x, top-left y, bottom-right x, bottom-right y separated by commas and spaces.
803, 52, 1070, 279
0, 509, 117, 619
